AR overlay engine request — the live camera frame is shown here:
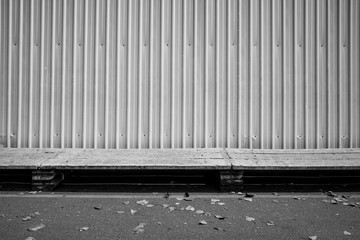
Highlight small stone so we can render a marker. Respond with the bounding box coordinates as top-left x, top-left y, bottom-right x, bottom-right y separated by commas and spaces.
162, 204, 170, 208
116, 211, 125, 214
215, 215, 225, 220
199, 220, 208, 225
237, 192, 244, 195
344, 231, 351, 236
123, 201, 130, 205
130, 209, 137, 215
25, 237, 35, 240
146, 204, 154, 208
308, 236, 317, 240
93, 206, 102, 210
168, 207, 176, 212
196, 210, 204, 214
218, 202, 225, 206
